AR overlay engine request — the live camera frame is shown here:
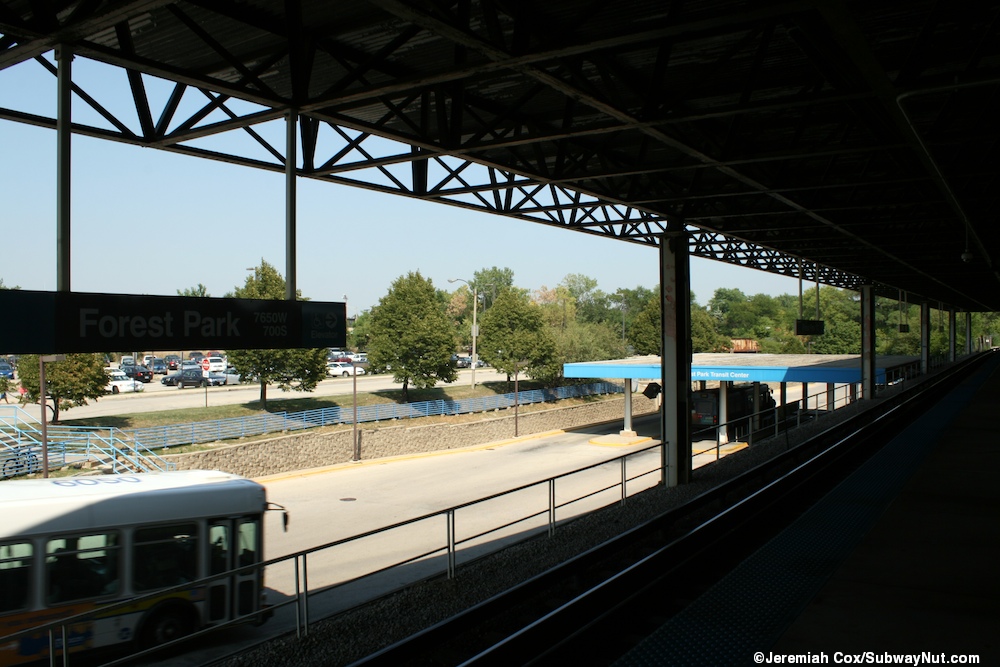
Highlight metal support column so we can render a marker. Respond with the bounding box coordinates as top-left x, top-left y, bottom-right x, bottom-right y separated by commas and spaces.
948, 309, 957, 362
921, 302, 931, 374
861, 285, 876, 399
719, 381, 729, 445
965, 312, 973, 355
285, 111, 298, 301
659, 227, 691, 486
56, 45, 73, 292
621, 378, 635, 436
